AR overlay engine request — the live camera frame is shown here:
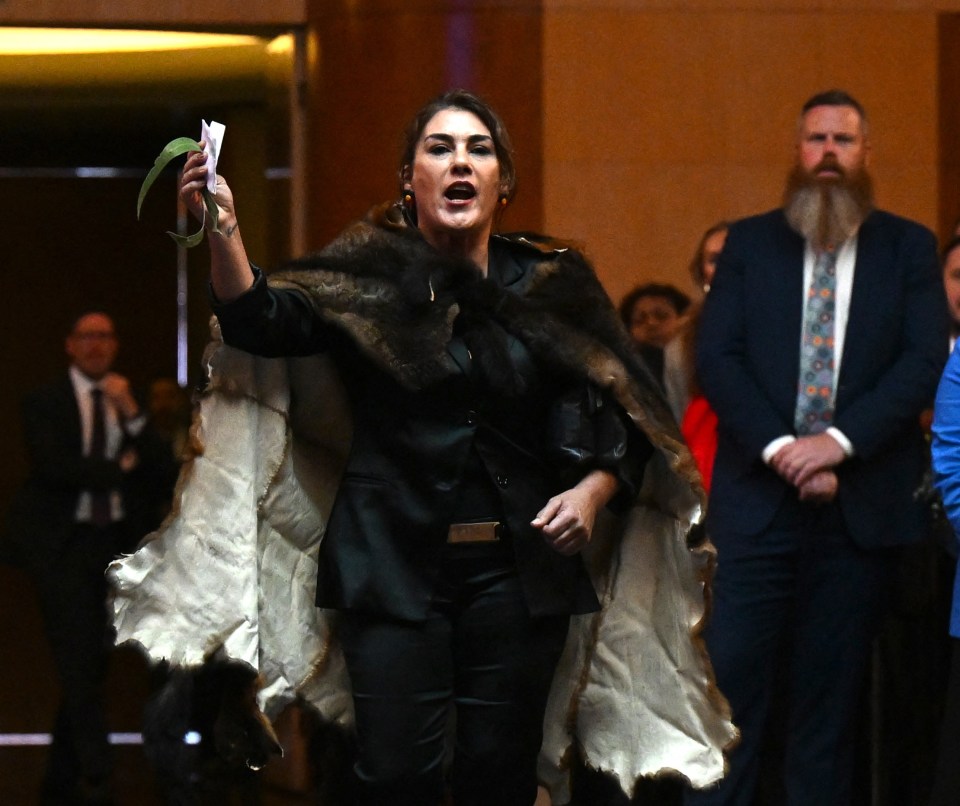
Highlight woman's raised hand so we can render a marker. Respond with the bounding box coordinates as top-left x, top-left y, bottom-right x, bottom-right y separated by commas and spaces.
178, 144, 253, 302
179, 146, 237, 233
